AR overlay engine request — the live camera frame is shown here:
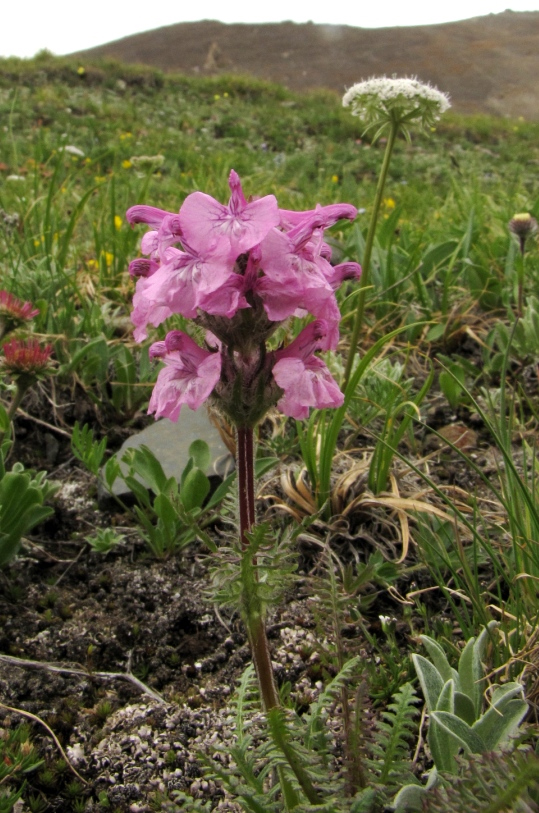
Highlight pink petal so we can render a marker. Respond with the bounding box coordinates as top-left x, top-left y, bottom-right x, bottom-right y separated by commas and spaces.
180, 175, 279, 257
253, 275, 303, 321
131, 274, 174, 341
273, 355, 343, 419
198, 276, 249, 319
148, 332, 222, 420
272, 321, 343, 418
129, 258, 159, 278
126, 205, 176, 227
279, 203, 358, 231
323, 261, 362, 291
